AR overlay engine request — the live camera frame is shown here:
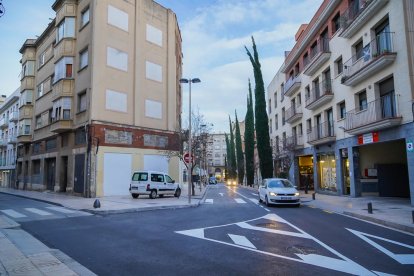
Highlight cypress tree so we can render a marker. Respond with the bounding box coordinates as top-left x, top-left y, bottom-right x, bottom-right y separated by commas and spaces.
245, 36, 273, 179
235, 111, 245, 185
244, 80, 255, 186
228, 115, 237, 180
